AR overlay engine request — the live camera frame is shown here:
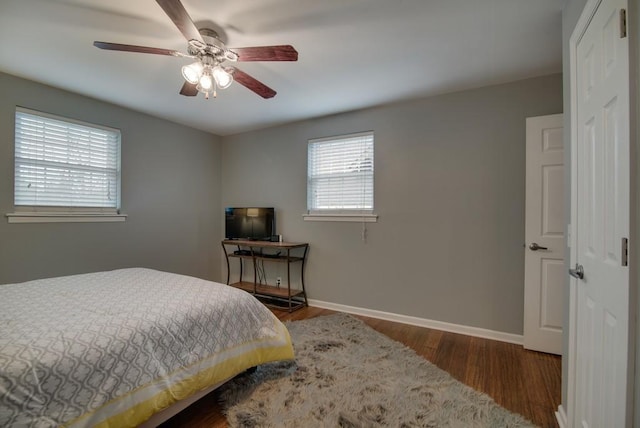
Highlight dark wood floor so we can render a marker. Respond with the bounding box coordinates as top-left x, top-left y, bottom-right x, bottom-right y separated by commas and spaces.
162, 306, 561, 428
